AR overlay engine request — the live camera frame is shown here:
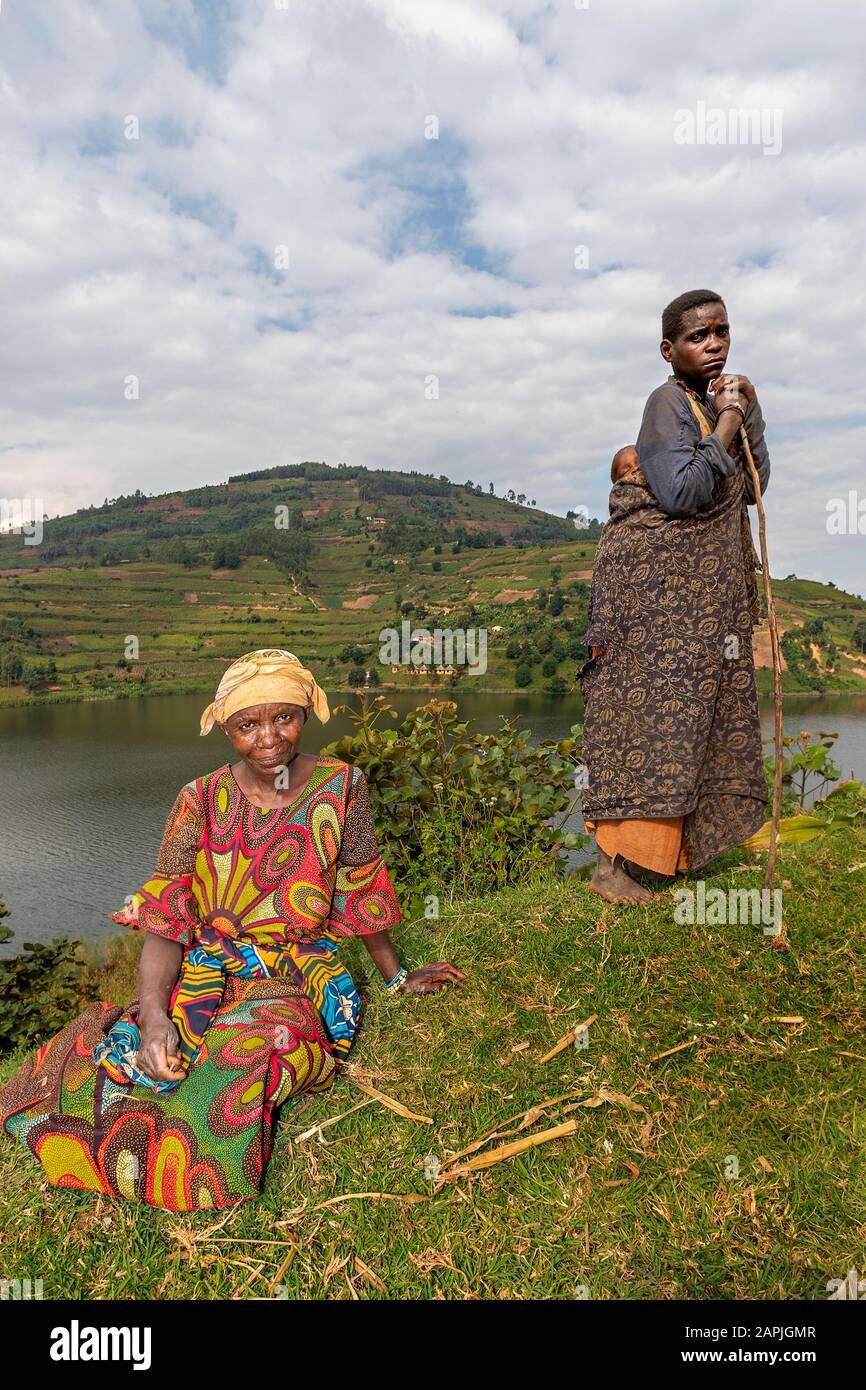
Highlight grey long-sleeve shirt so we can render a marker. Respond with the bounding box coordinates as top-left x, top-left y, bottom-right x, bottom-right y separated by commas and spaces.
634, 374, 771, 517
